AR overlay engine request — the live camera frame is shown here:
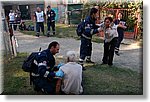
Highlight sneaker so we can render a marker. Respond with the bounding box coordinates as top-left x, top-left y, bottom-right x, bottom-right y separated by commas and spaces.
36, 35, 39, 37
86, 60, 95, 64
108, 63, 113, 66
115, 51, 120, 56
82, 66, 86, 71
